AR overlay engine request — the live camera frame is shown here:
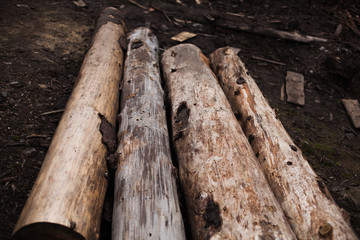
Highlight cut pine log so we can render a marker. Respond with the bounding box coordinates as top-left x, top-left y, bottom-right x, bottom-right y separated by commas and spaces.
210, 47, 359, 240
162, 44, 296, 240
112, 27, 185, 240
12, 8, 125, 240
